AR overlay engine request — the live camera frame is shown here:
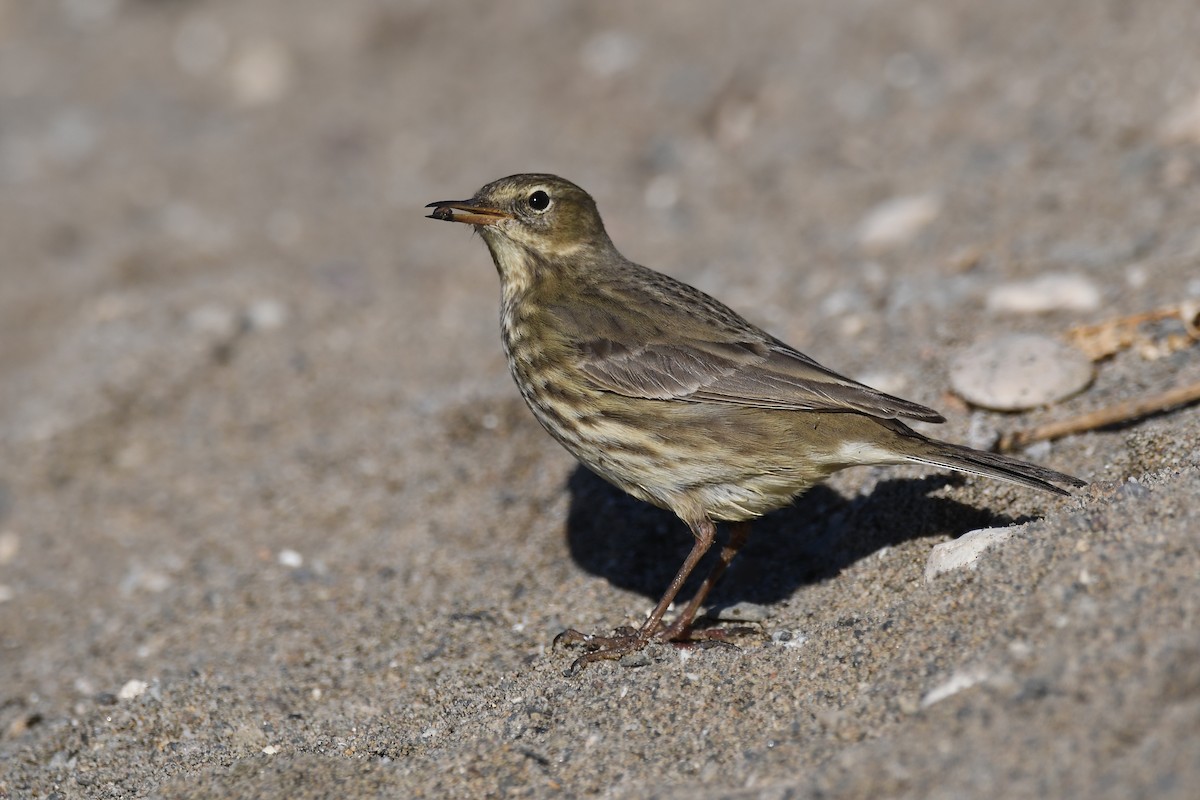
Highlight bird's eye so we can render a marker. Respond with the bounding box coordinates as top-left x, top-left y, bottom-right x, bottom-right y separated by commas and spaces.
527, 190, 551, 212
